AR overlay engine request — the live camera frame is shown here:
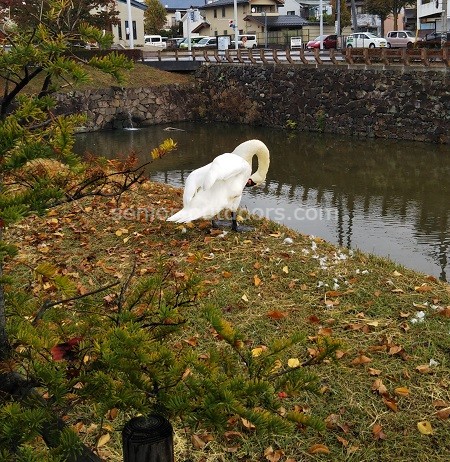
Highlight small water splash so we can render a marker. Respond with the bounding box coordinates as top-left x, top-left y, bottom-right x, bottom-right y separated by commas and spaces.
124, 110, 140, 131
